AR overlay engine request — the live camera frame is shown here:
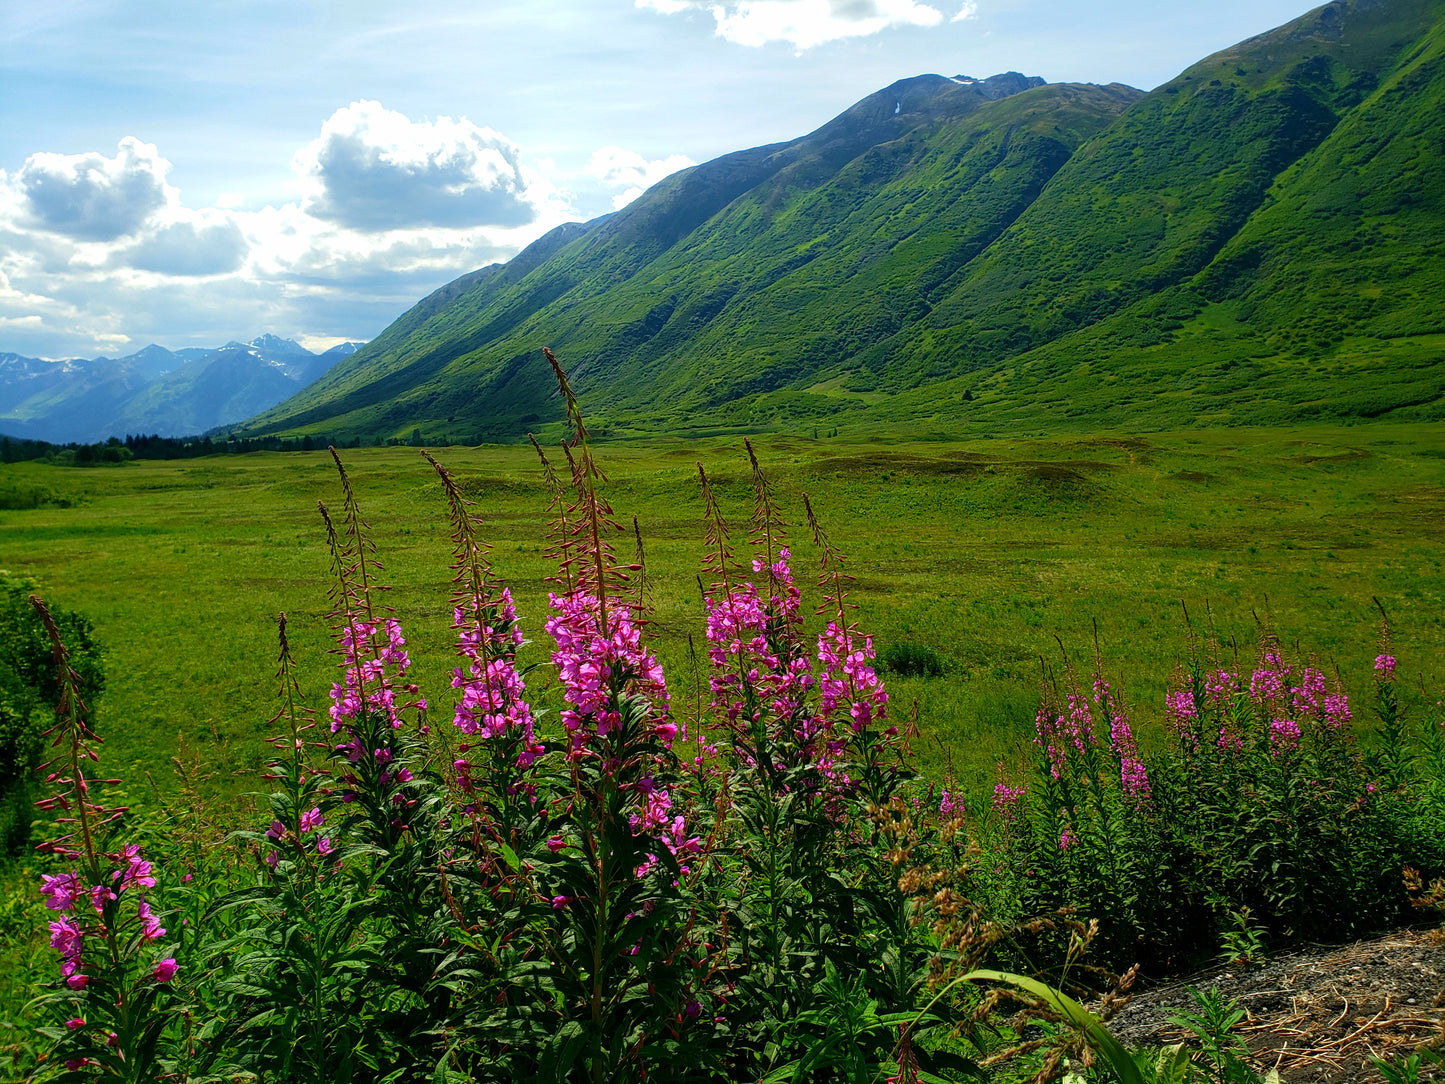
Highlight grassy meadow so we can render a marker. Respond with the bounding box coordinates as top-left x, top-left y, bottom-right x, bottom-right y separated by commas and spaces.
2, 421, 1443, 807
